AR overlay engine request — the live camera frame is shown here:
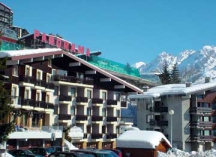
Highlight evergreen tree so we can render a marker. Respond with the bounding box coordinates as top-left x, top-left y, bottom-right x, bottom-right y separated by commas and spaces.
0, 32, 14, 143
171, 63, 181, 83
125, 63, 132, 73
159, 62, 171, 84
